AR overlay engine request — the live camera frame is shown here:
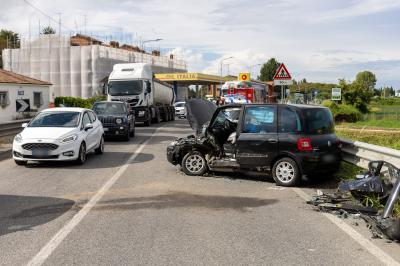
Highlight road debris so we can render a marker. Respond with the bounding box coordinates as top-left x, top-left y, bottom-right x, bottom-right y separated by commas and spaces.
308, 160, 400, 241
